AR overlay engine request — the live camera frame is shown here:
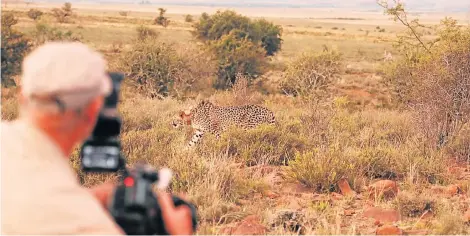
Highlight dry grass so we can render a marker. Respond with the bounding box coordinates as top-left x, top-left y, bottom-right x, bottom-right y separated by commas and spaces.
2, 3, 470, 235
